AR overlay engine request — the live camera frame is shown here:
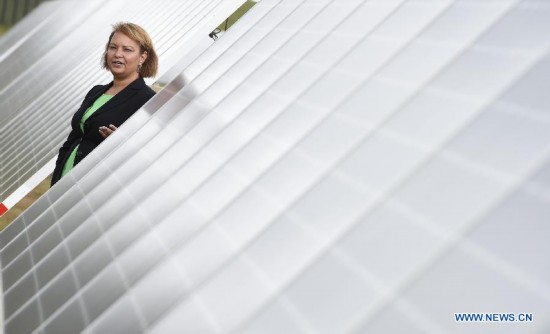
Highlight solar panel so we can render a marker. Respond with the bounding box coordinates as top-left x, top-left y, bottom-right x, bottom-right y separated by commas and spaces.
1, 0, 550, 333
0, 1, 63, 61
